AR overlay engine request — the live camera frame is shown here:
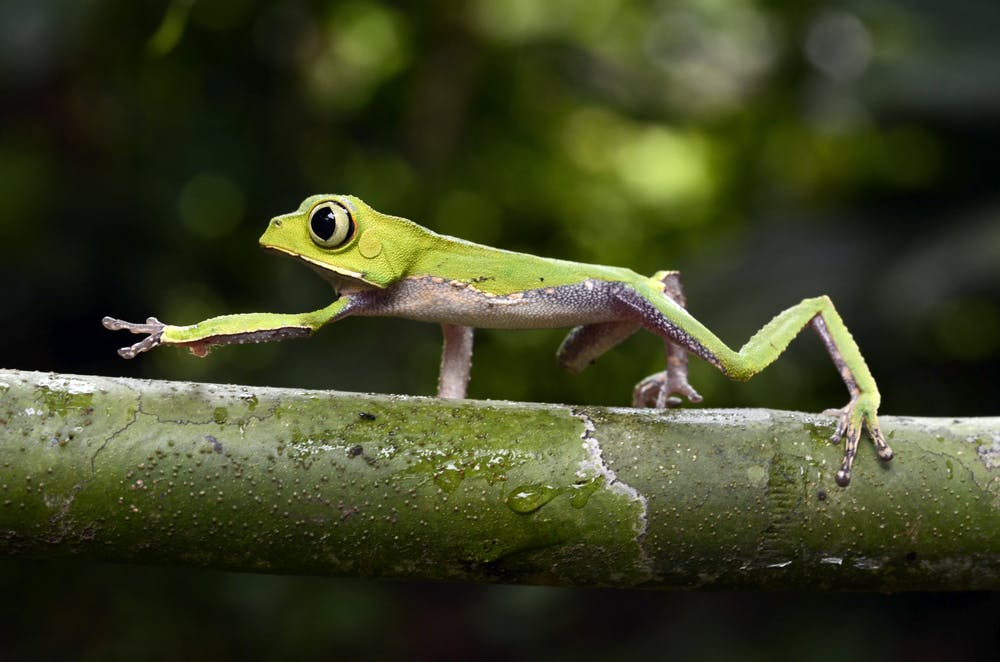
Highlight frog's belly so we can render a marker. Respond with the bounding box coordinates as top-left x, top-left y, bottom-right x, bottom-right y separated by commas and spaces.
360, 276, 630, 329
